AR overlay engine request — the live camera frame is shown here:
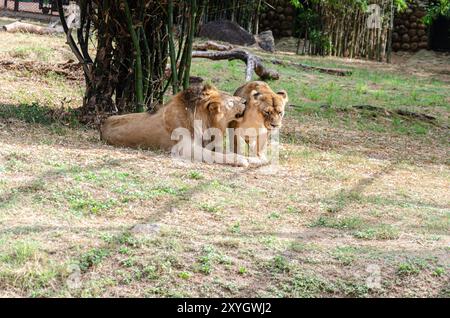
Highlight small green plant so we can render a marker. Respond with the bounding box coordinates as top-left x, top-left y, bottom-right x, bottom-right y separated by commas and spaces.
238, 266, 247, 275
353, 225, 399, 240
188, 171, 203, 180
229, 222, 241, 234
120, 257, 136, 268
0, 241, 39, 265
311, 216, 364, 230
78, 248, 110, 272
199, 203, 220, 213
286, 273, 335, 297
396, 259, 428, 277
271, 255, 290, 273
178, 271, 191, 279
268, 212, 281, 220
432, 267, 446, 277
197, 246, 216, 275
332, 247, 356, 266
143, 265, 159, 280
118, 246, 131, 255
